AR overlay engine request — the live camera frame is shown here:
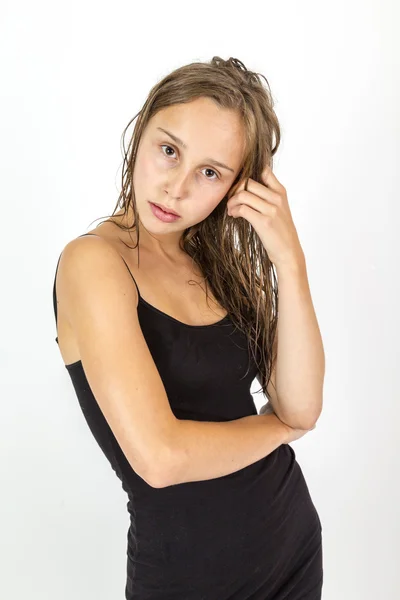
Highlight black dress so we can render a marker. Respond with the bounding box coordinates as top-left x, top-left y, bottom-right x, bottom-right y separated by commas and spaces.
52, 233, 323, 599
